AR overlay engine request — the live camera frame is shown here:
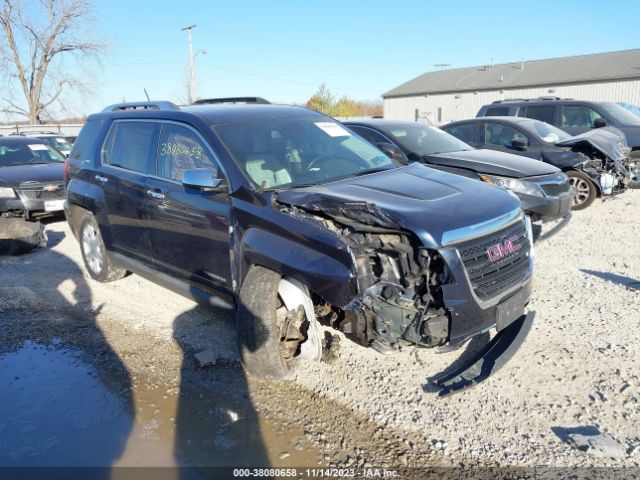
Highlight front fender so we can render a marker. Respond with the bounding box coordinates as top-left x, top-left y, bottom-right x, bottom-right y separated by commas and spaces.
239, 227, 357, 307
